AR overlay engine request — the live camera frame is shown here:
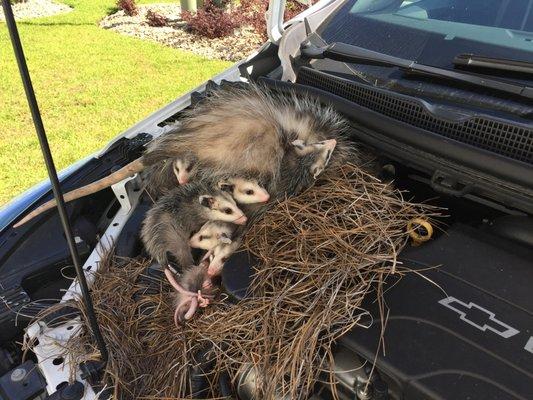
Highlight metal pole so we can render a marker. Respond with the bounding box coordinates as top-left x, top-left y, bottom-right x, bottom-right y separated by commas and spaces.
2, 0, 108, 364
